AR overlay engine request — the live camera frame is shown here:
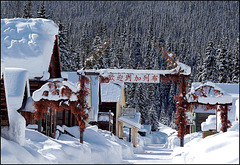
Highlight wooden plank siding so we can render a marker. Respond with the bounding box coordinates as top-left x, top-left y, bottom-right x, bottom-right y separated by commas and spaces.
48, 35, 61, 79
0, 78, 9, 126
